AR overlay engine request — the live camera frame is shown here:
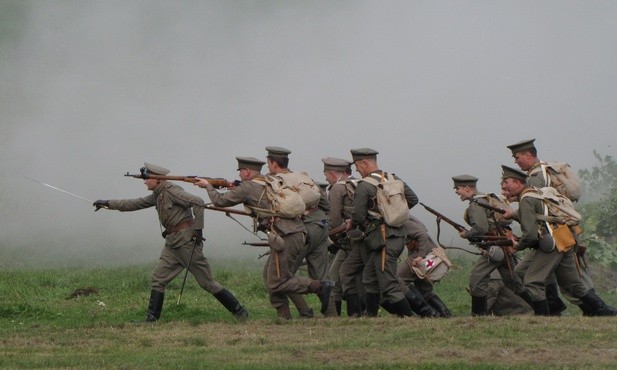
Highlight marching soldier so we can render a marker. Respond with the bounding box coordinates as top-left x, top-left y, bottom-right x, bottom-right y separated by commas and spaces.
452, 174, 529, 316
194, 157, 333, 320
346, 148, 417, 317
501, 165, 616, 316
321, 157, 360, 316
93, 163, 248, 322
265, 146, 332, 317
507, 138, 592, 315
